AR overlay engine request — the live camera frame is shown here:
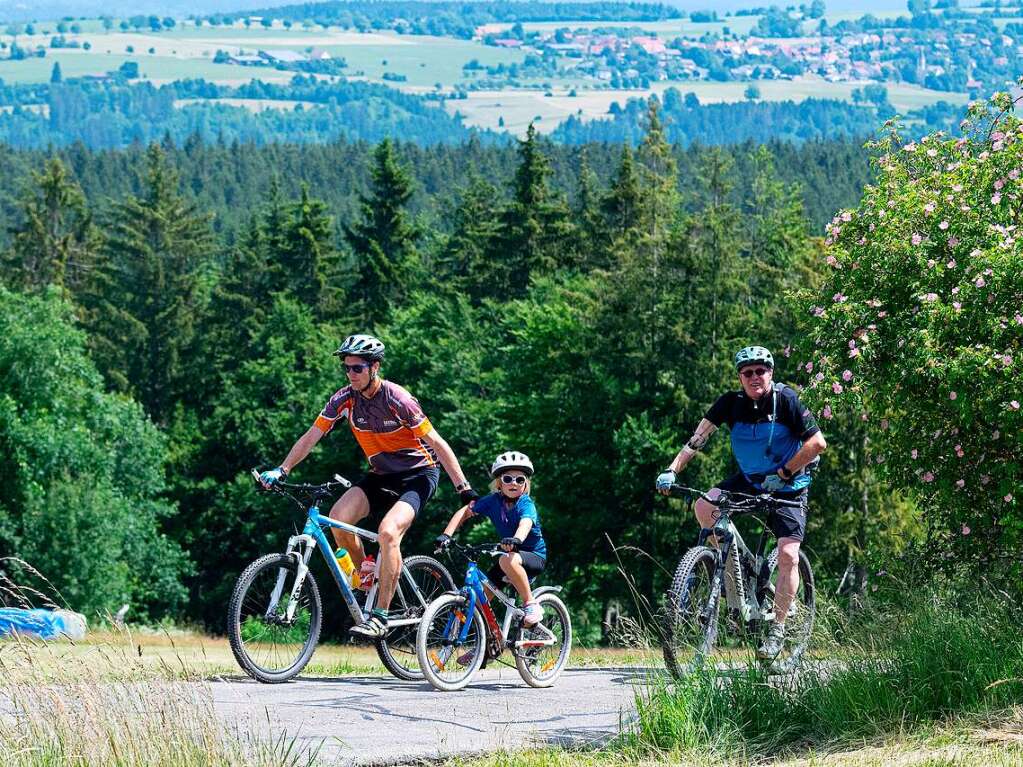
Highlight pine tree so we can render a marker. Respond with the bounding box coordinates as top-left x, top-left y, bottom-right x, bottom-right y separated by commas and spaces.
275, 184, 338, 314
3, 158, 101, 295
85, 144, 215, 423
344, 138, 420, 324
